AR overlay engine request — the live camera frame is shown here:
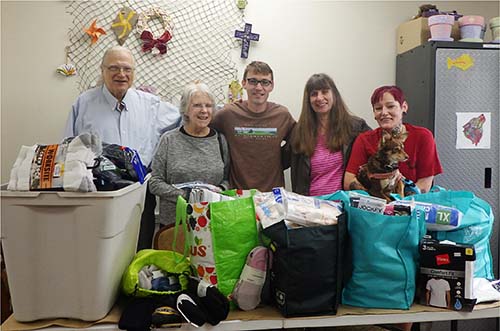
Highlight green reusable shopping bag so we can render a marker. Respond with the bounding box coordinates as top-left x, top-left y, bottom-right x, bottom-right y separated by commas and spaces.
221, 189, 258, 198
175, 195, 259, 298
121, 249, 191, 297
209, 197, 259, 297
